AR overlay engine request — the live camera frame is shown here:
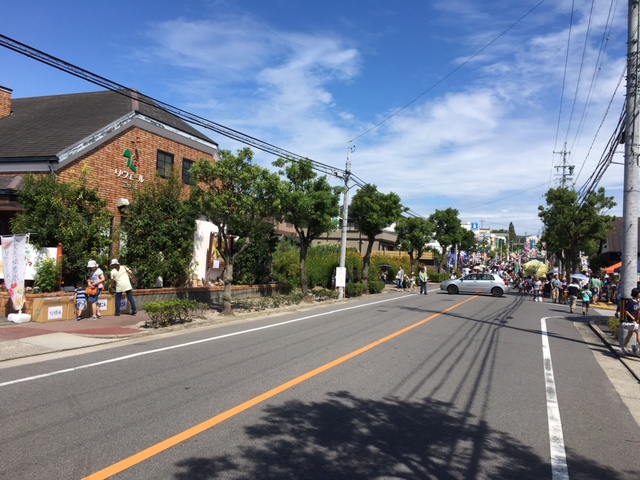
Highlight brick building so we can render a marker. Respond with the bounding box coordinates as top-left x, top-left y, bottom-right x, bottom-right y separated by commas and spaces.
0, 86, 224, 283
